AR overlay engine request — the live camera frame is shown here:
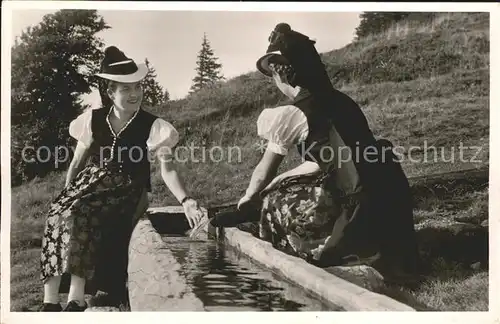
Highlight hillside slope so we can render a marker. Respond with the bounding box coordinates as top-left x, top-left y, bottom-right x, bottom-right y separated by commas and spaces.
145, 12, 489, 206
